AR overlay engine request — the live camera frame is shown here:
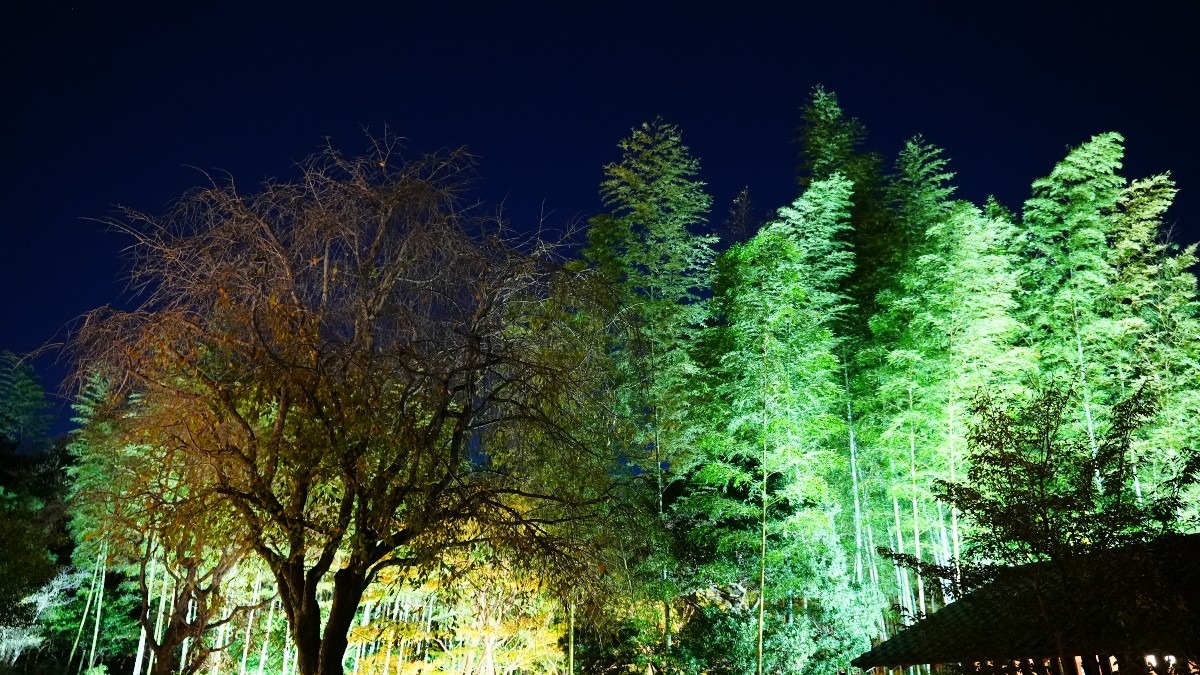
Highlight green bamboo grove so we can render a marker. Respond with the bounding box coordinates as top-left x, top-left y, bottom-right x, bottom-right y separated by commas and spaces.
2, 87, 1198, 675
